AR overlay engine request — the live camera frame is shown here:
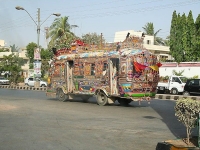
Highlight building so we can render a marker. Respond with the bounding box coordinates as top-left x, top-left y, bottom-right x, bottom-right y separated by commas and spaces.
0, 40, 29, 77
114, 30, 172, 60
0, 40, 5, 47
159, 62, 200, 78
